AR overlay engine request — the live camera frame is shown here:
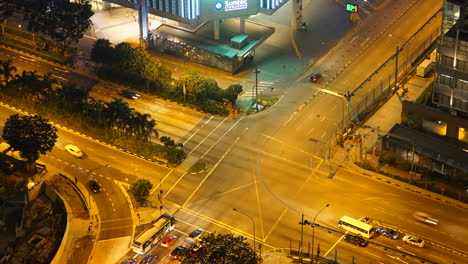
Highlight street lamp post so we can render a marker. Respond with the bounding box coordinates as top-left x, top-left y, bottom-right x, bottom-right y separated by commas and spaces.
233, 208, 256, 261
254, 67, 260, 111
311, 204, 330, 263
